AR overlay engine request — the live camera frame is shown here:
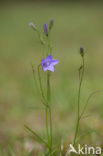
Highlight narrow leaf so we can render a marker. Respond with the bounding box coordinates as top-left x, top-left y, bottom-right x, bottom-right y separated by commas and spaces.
24, 125, 50, 149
